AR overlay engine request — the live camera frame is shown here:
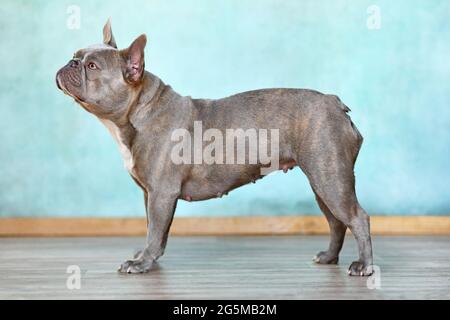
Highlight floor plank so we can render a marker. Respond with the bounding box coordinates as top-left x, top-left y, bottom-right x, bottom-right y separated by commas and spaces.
0, 236, 449, 299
